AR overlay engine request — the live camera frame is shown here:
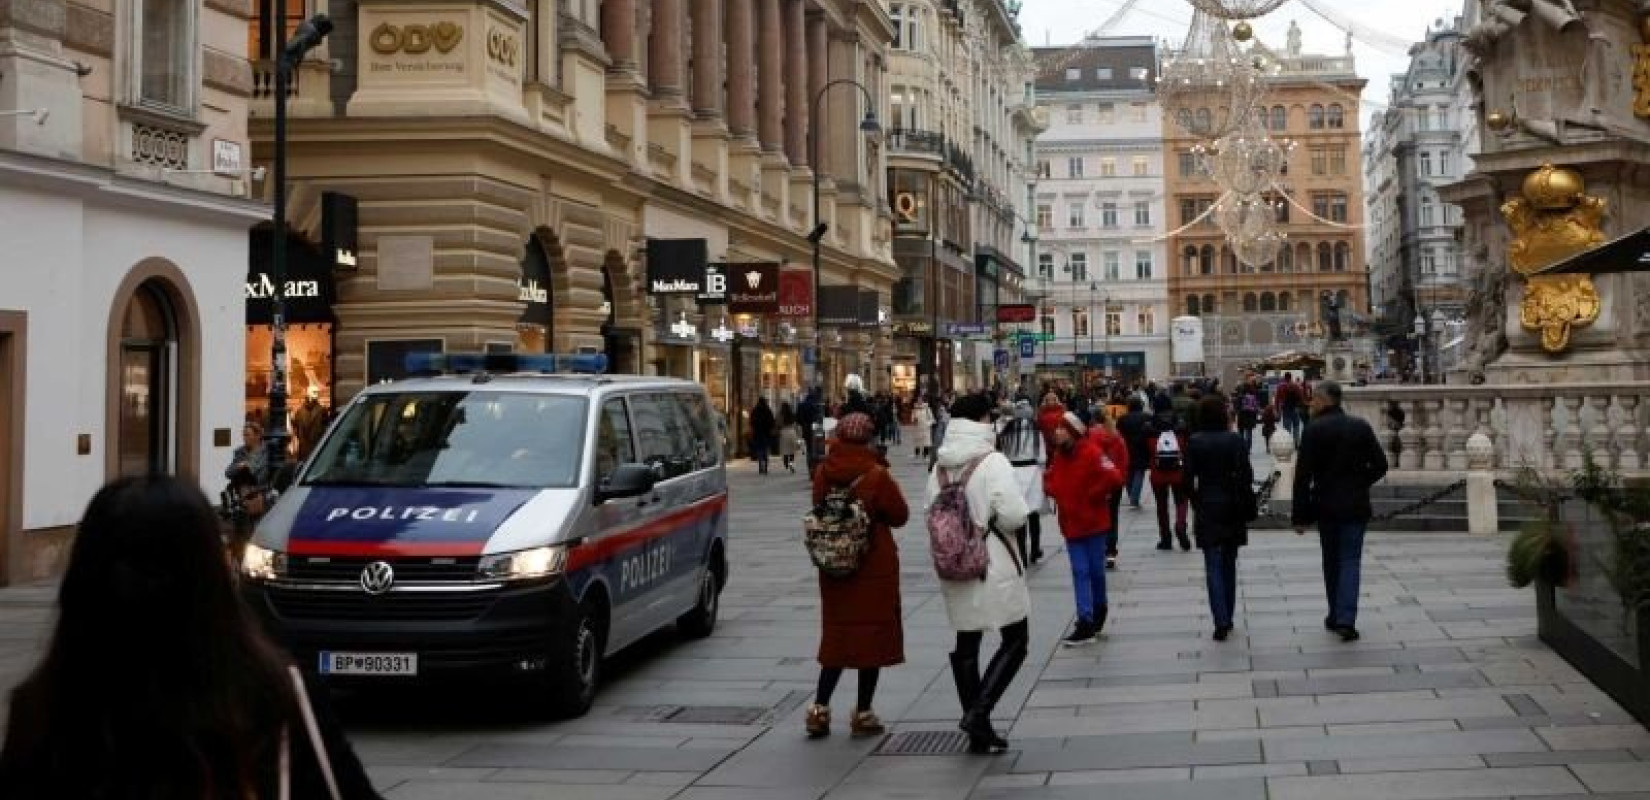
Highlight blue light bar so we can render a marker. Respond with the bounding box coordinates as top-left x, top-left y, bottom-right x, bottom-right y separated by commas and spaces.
404, 352, 609, 376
